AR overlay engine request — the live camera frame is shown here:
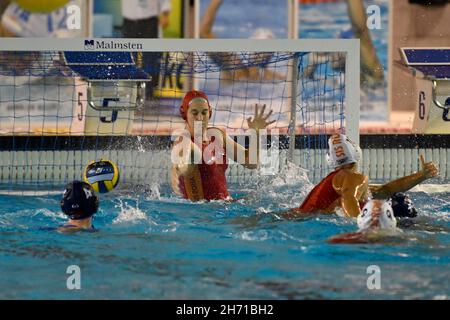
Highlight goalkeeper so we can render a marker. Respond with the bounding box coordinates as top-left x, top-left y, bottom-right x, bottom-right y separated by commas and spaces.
171, 90, 275, 202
